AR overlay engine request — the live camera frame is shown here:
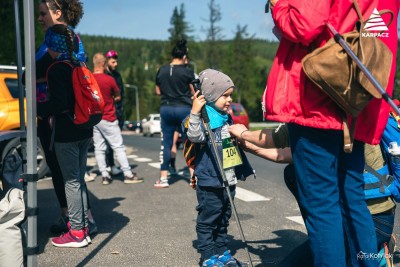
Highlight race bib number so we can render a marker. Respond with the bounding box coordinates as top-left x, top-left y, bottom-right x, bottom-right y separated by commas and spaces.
221, 125, 242, 169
